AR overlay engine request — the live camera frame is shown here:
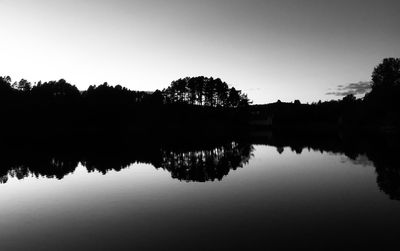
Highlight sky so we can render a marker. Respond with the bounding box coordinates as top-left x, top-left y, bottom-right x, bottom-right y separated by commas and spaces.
1, 0, 399, 103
